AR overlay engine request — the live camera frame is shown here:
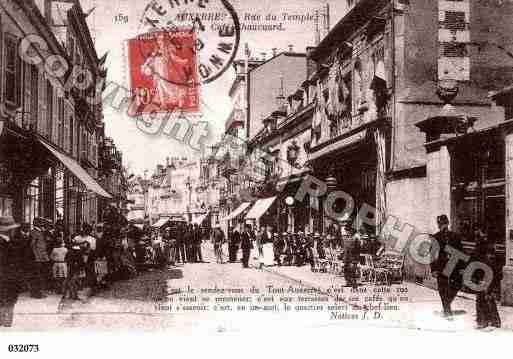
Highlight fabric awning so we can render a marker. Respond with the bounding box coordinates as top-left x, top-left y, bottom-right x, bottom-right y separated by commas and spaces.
245, 197, 276, 220
39, 139, 112, 198
152, 217, 170, 228
192, 212, 209, 225
308, 129, 367, 163
221, 202, 251, 221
